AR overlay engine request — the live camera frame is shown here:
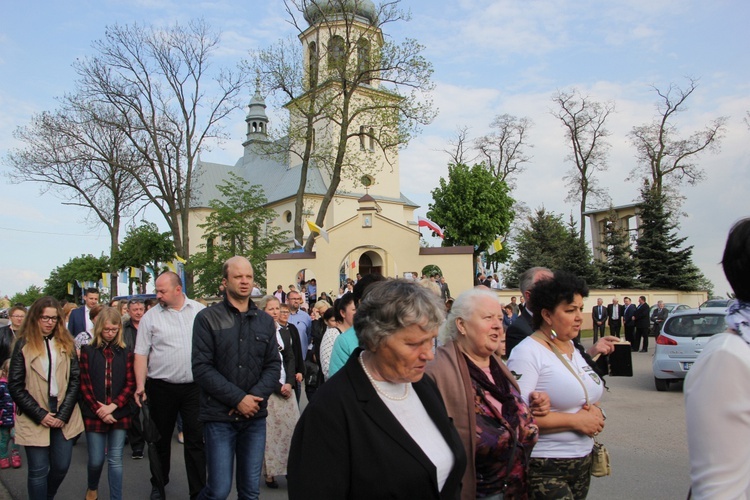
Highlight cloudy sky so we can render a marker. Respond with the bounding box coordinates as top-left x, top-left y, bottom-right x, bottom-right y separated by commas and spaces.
1, 0, 747, 298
